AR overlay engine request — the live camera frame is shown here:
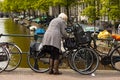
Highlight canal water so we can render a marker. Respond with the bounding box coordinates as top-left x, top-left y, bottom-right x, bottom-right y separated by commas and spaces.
0, 18, 33, 68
